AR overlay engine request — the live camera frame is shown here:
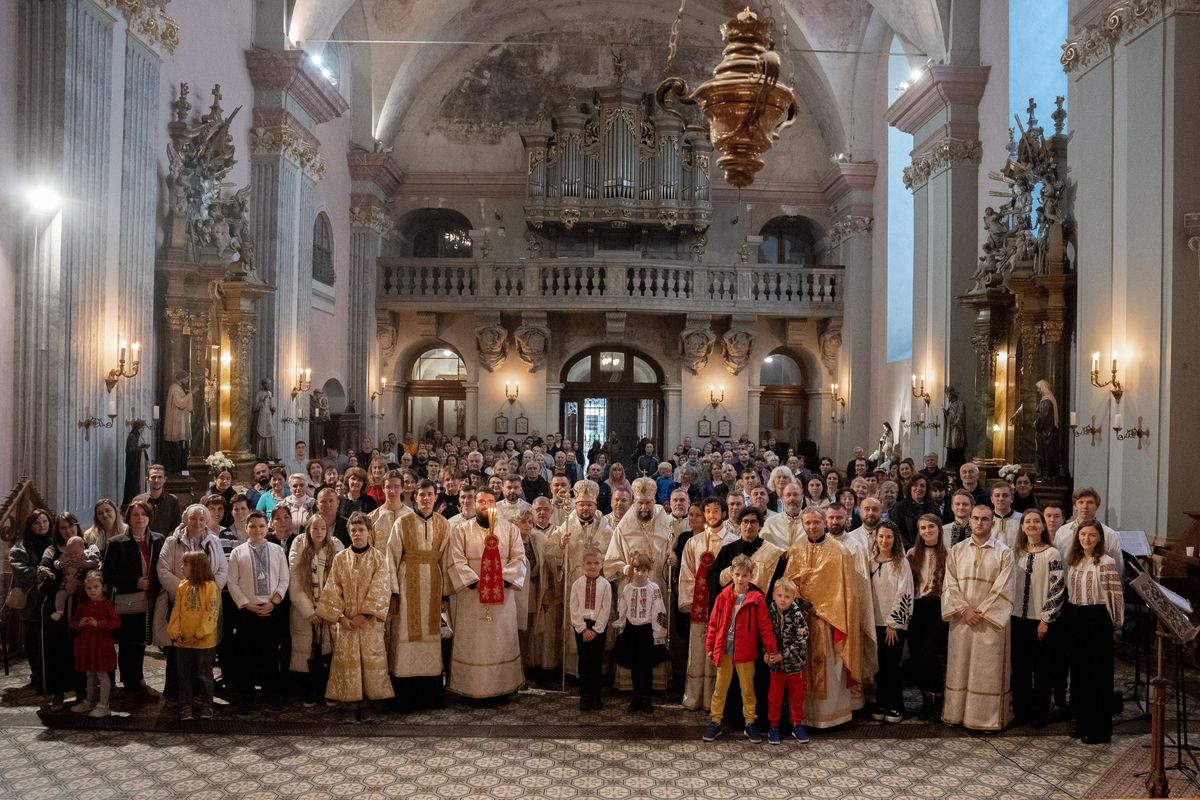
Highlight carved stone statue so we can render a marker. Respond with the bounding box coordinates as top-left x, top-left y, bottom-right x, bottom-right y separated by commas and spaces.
309, 388, 330, 456
476, 324, 509, 371
164, 371, 194, 472
679, 327, 716, 374
818, 318, 842, 377
721, 329, 754, 375
514, 324, 549, 372
123, 420, 148, 506
252, 379, 278, 461
944, 385, 967, 470
1033, 379, 1061, 477
870, 422, 895, 466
